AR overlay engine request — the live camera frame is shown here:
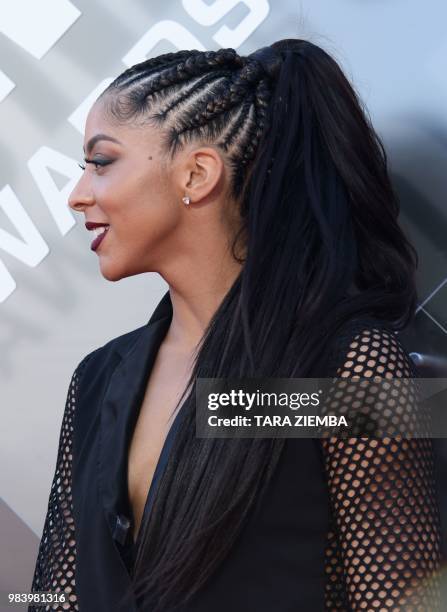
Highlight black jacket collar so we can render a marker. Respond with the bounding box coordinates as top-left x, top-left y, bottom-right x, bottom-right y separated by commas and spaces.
98, 289, 173, 545
72, 289, 176, 611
